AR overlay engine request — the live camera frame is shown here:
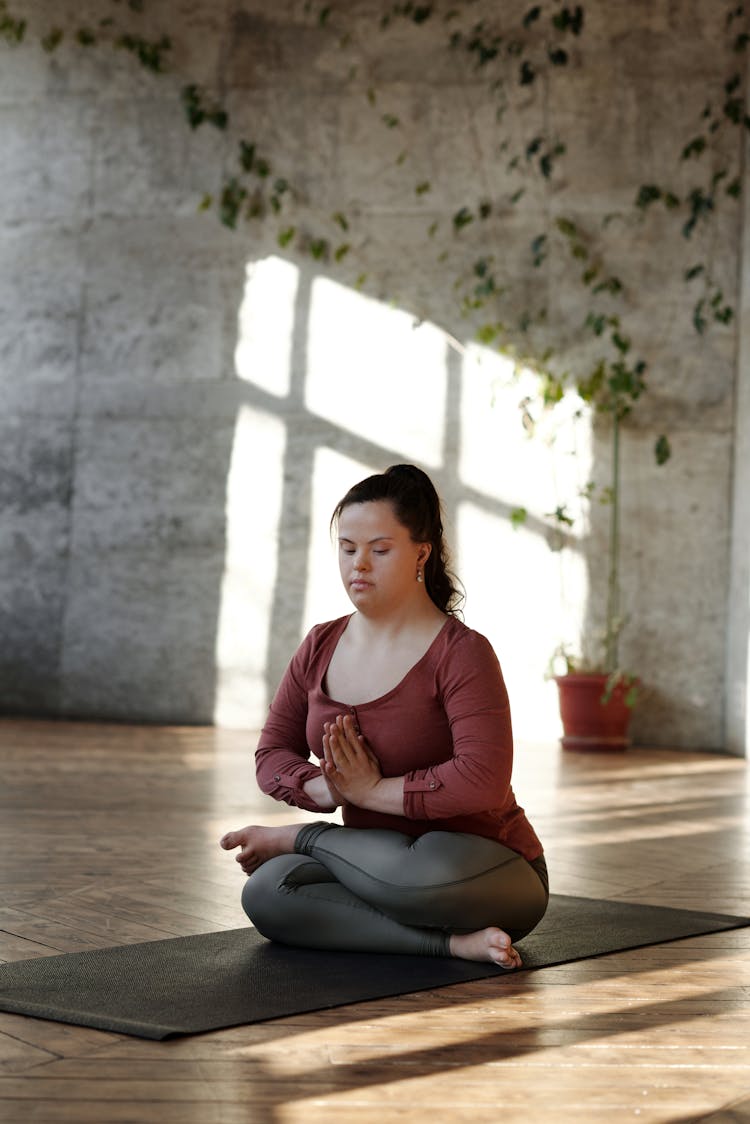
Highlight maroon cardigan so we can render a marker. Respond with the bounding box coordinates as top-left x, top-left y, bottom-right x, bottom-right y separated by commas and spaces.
254, 614, 543, 862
